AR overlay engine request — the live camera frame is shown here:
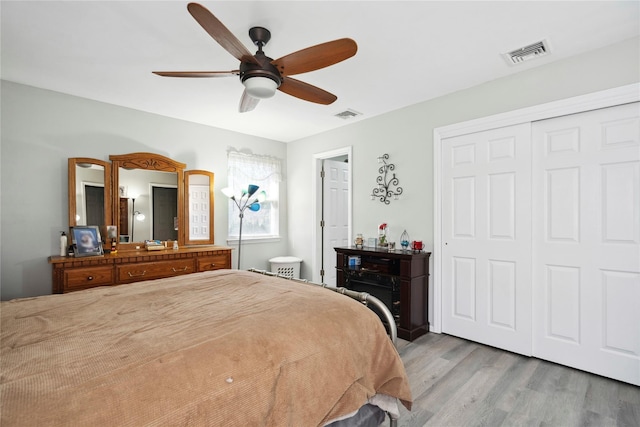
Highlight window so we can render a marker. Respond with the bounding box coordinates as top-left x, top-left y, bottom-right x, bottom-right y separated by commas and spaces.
226, 151, 280, 240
